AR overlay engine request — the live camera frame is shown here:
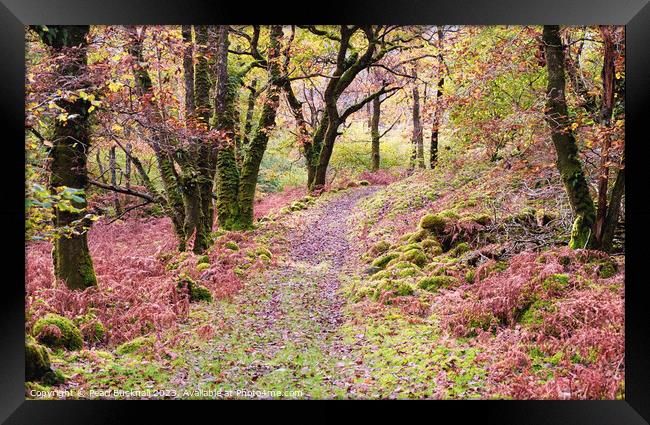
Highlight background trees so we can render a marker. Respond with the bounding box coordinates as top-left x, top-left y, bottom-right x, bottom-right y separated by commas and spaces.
25, 25, 626, 290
